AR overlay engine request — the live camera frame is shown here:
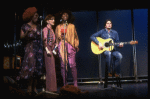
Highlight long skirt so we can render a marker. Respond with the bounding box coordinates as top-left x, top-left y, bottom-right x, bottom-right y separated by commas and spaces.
44, 45, 57, 92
